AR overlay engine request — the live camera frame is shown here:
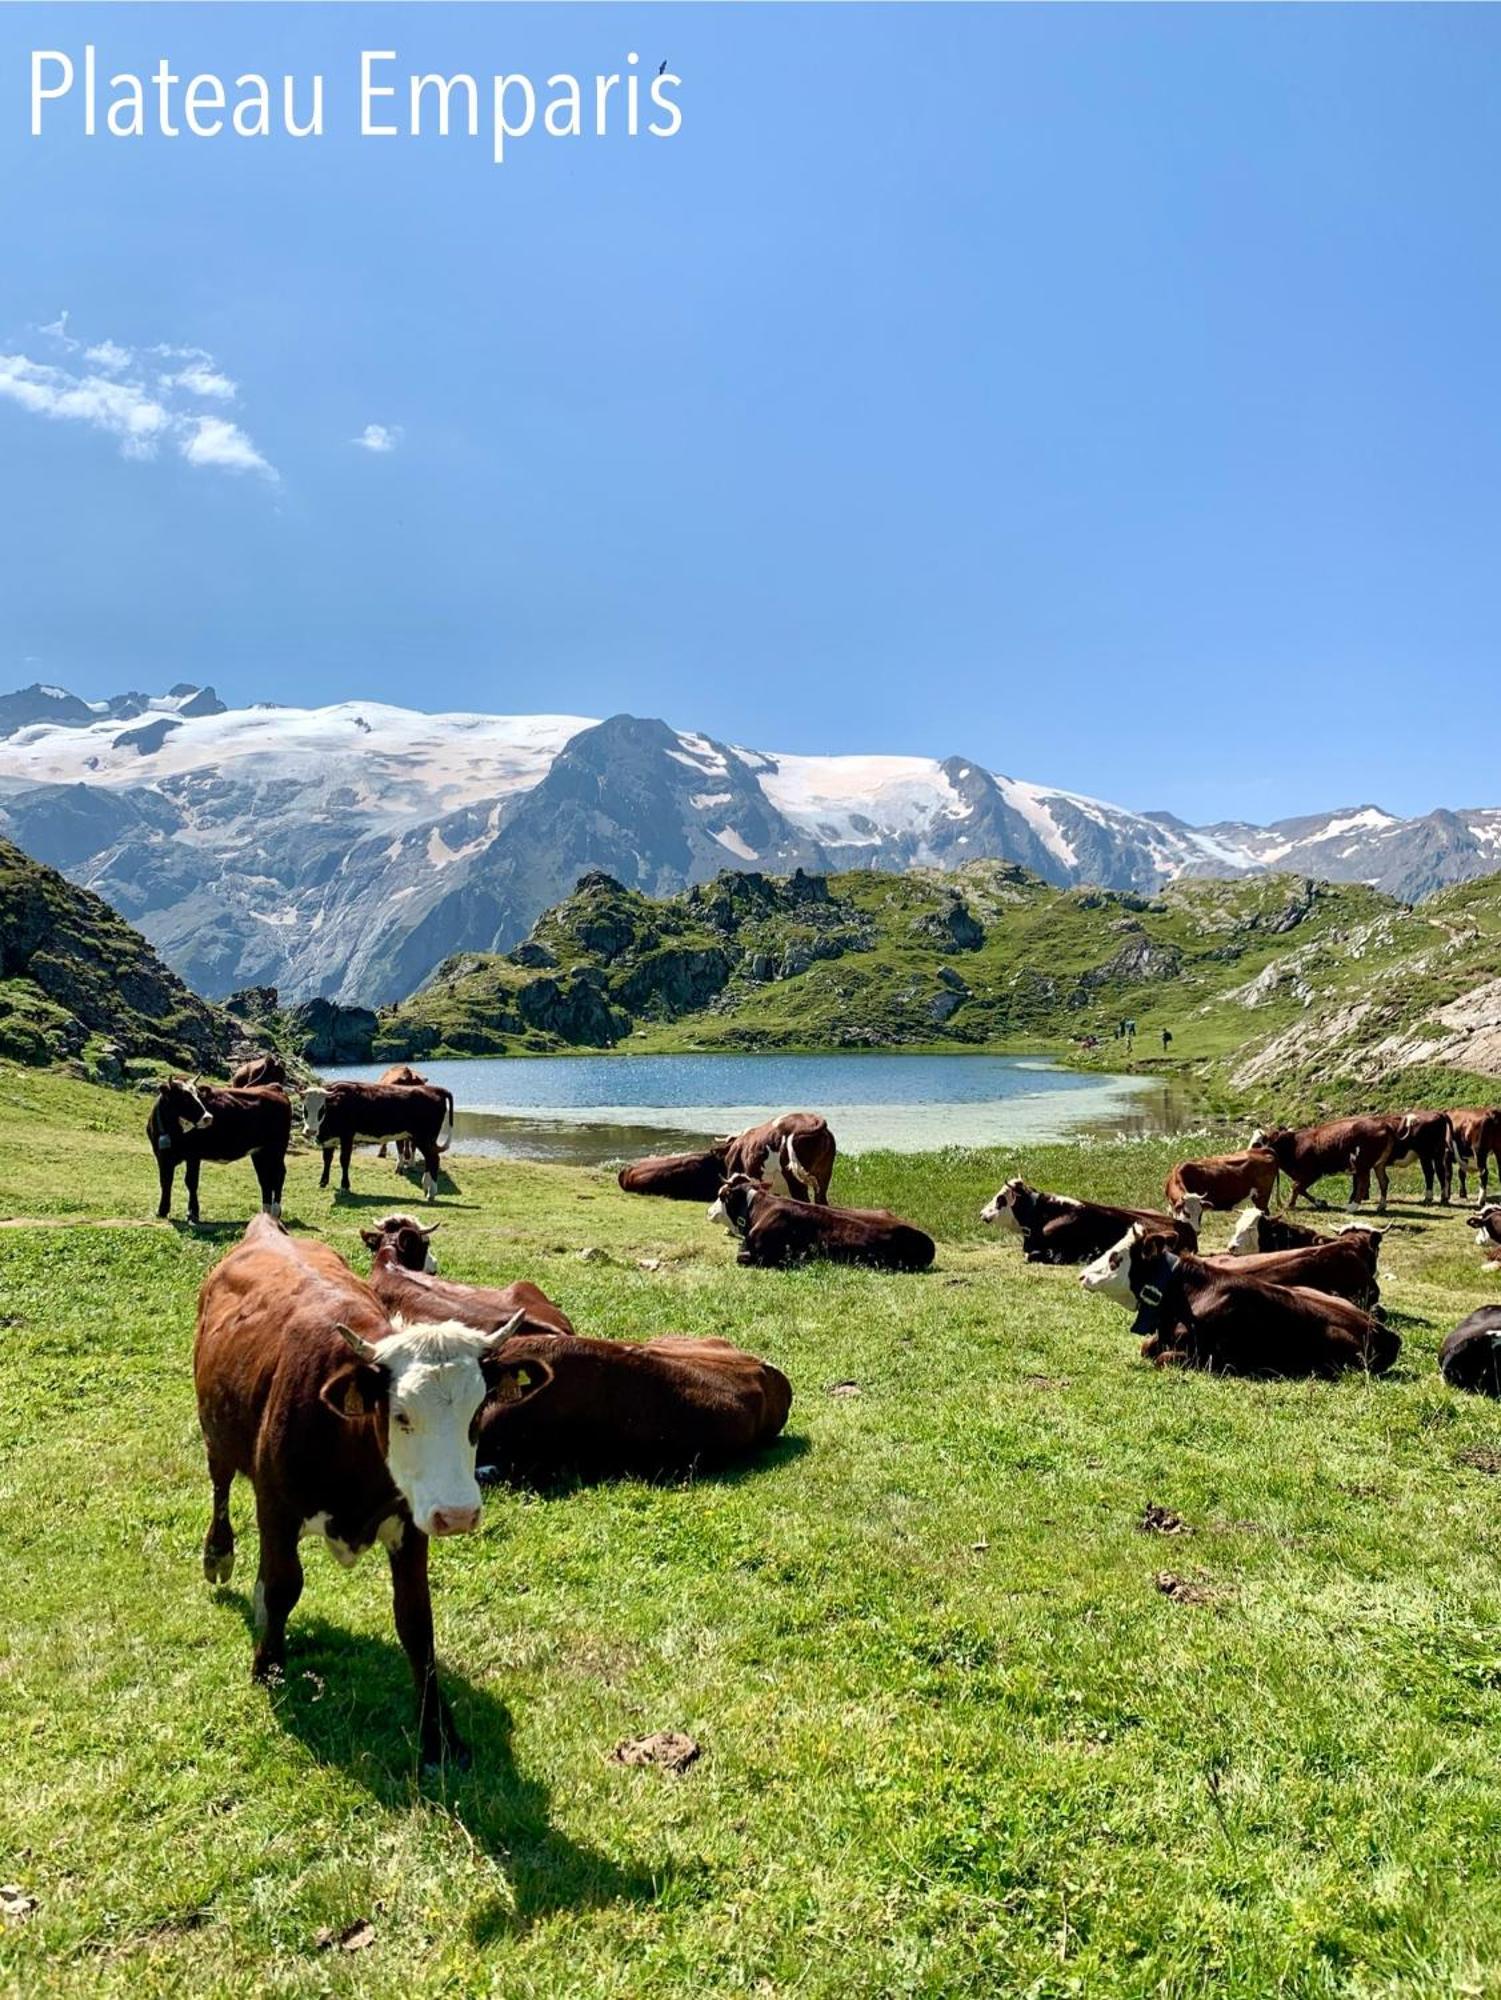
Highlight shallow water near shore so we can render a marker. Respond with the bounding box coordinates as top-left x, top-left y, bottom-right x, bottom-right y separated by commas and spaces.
323, 1051, 1202, 1164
